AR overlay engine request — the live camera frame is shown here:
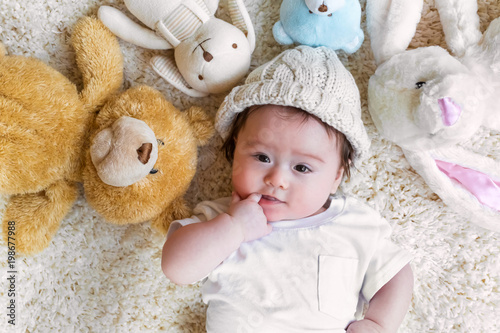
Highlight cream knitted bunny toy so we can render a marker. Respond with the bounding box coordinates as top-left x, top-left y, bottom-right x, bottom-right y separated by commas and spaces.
99, 0, 255, 97
367, 0, 500, 231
